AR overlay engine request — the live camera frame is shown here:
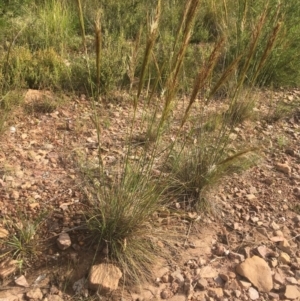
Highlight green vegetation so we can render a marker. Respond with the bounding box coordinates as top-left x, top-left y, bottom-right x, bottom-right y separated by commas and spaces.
1, 214, 45, 270
1, 0, 300, 287
1, 0, 300, 95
